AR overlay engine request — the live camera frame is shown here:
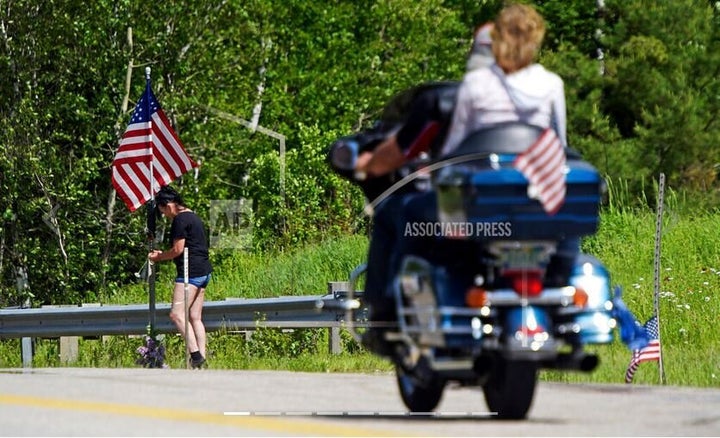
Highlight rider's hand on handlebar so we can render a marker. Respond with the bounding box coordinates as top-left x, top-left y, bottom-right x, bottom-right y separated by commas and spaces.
354, 152, 372, 180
